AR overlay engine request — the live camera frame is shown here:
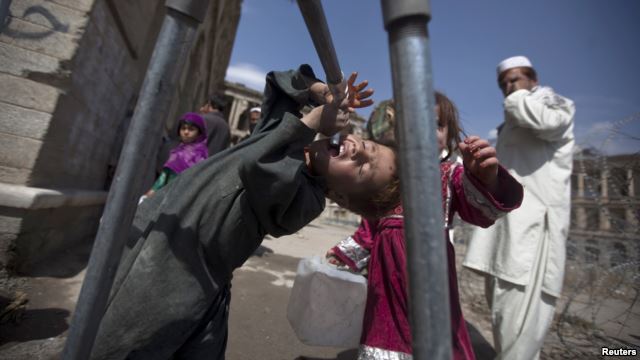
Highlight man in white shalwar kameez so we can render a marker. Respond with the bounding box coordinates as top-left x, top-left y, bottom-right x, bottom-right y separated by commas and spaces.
463, 56, 575, 360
